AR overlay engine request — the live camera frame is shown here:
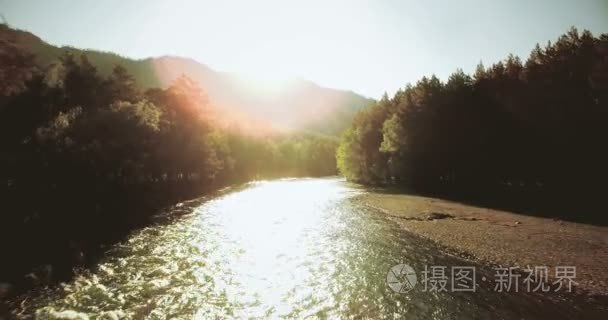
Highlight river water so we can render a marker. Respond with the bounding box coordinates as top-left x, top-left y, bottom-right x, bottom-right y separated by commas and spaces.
13, 178, 607, 319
